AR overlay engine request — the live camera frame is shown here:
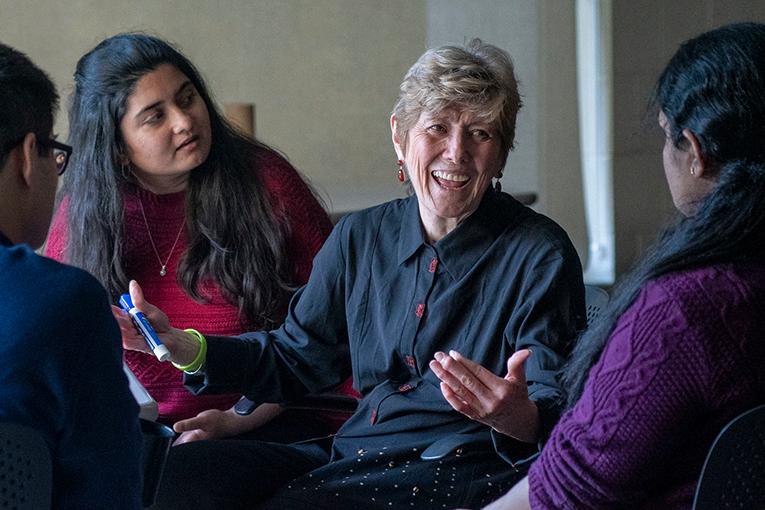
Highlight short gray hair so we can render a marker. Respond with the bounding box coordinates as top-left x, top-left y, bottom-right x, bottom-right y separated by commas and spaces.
392, 38, 522, 154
